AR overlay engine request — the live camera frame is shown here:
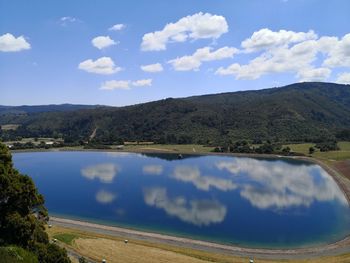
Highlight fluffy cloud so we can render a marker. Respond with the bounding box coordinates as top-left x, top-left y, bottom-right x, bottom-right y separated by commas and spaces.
0, 33, 31, 52
100, 80, 130, 90
109, 24, 126, 31
143, 187, 226, 226
297, 67, 331, 82
81, 163, 119, 183
92, 36, 117, 49
78, 57, 122, 75
216, 29, 350, 82
172, 165, 236, 191
132, 79, 152, 87
141, 63, 164, 73
169, 46, 237, 71
216, 38, 321, 80
141, 12, 228, 51
143, 165, 163, 175
95, 190, 116, 204
336, 72, 350, 84
241, 28, 317, 52
216, 158, 347, 209
100, 79, 153, 90
323, 33, 350, 67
